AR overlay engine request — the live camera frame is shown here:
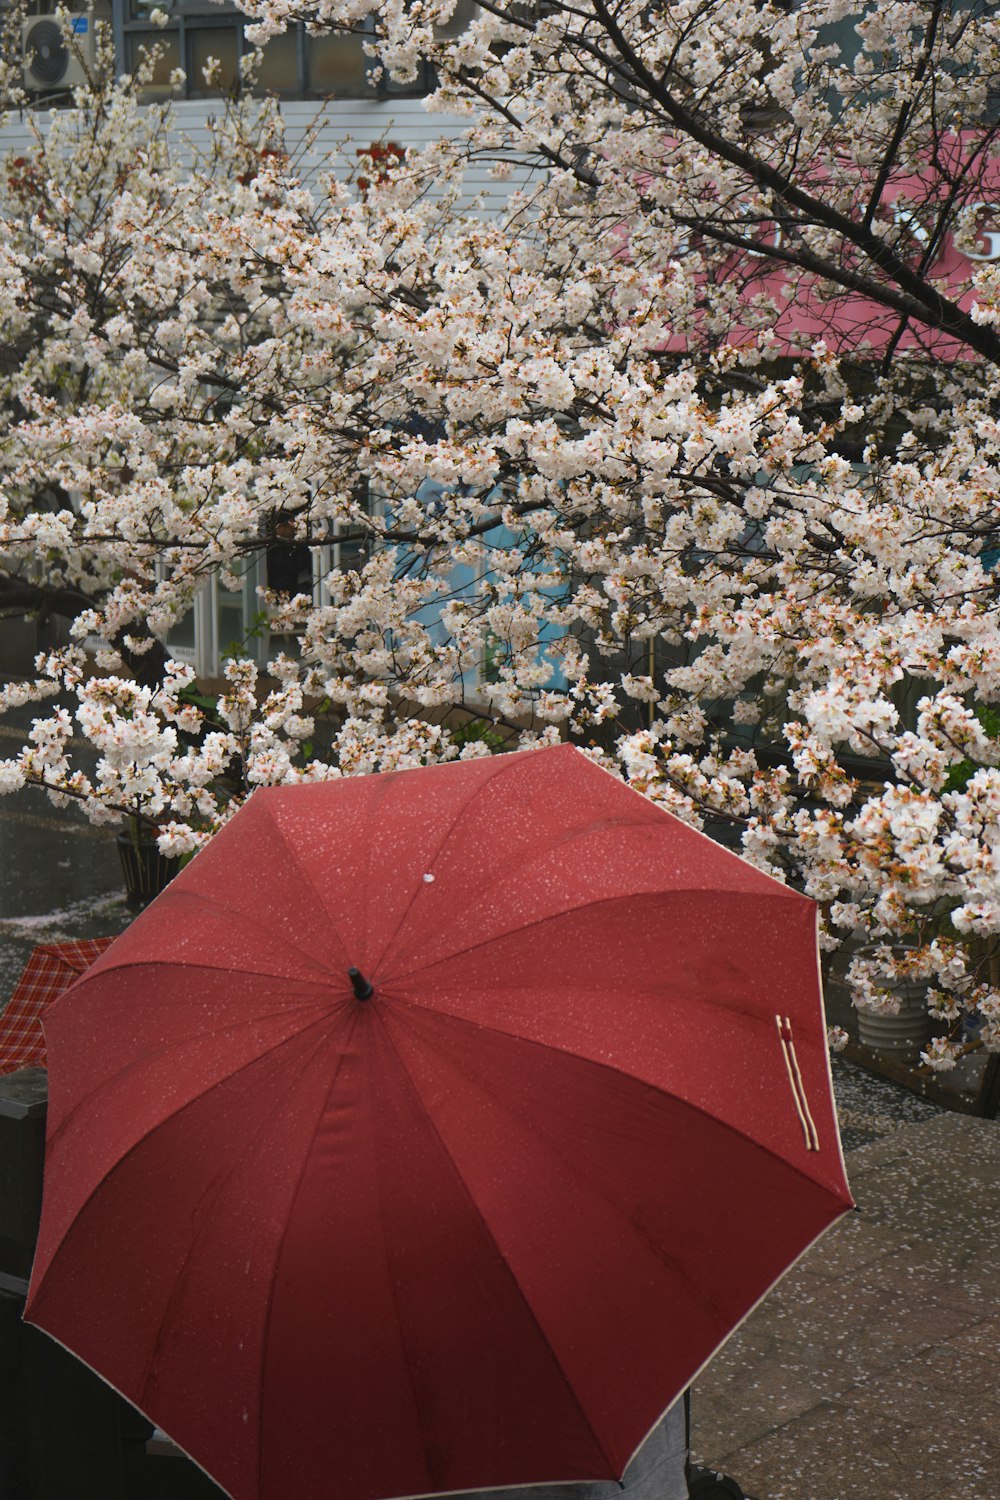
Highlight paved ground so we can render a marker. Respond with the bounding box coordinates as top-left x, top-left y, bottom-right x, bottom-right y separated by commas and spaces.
691, 1112, 1000, 1499
828, 1054, 944, 1152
